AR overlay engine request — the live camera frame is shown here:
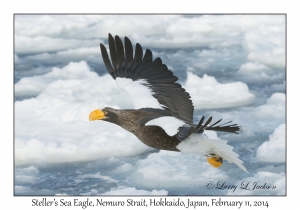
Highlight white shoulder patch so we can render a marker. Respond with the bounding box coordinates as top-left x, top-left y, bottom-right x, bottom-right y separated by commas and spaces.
145, 116, 186, 136
116, 77, 163, 110
176, 133, 248, 173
